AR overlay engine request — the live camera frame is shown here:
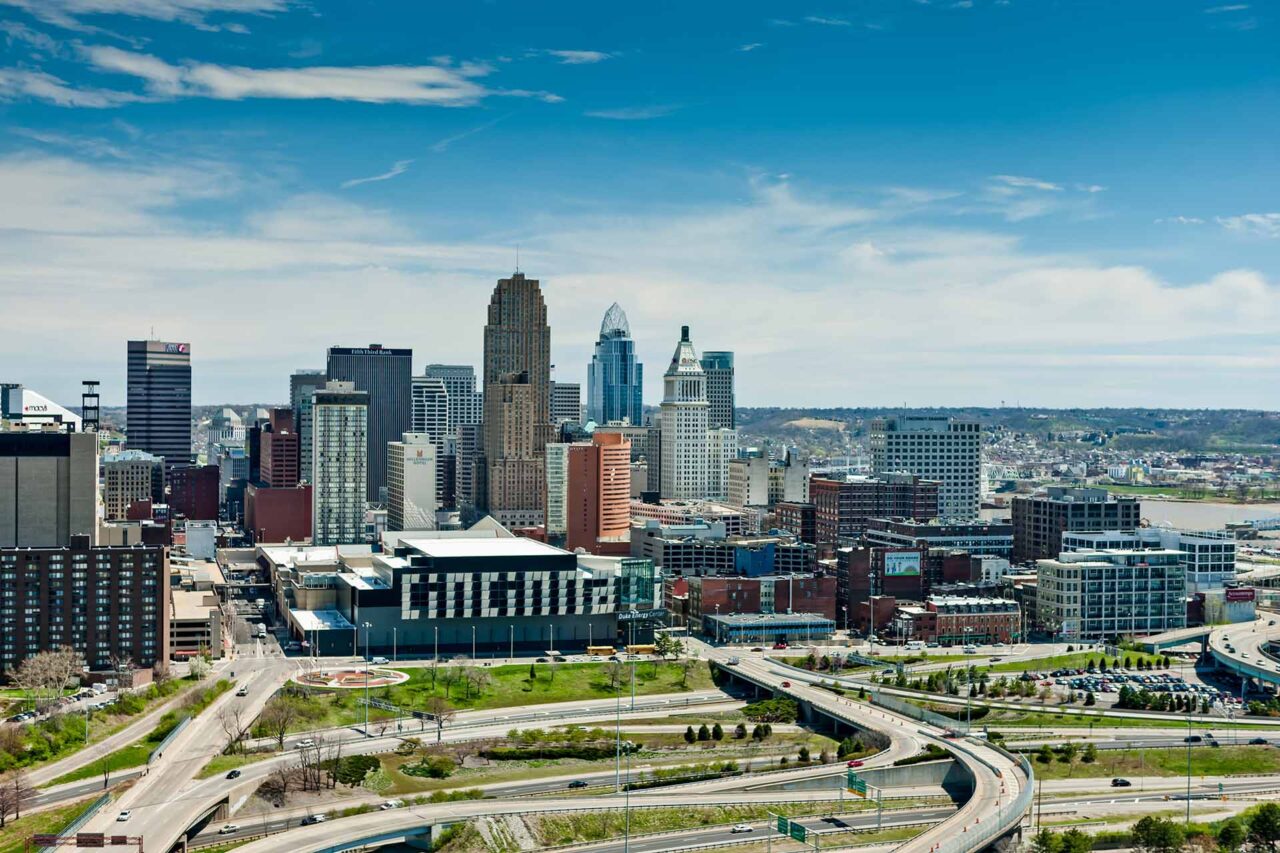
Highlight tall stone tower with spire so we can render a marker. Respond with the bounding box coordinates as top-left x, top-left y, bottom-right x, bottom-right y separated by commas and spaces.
659, 326, 710, 500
